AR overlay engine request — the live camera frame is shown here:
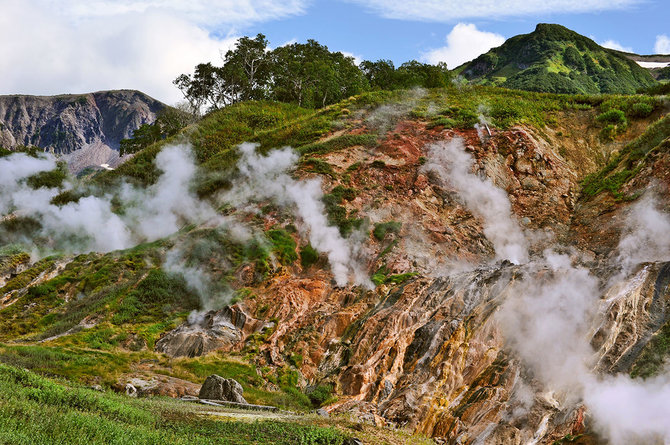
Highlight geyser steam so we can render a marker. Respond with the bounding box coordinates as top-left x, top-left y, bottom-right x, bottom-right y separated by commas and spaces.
422, 138, 528, 264
224, 143, 371, 288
